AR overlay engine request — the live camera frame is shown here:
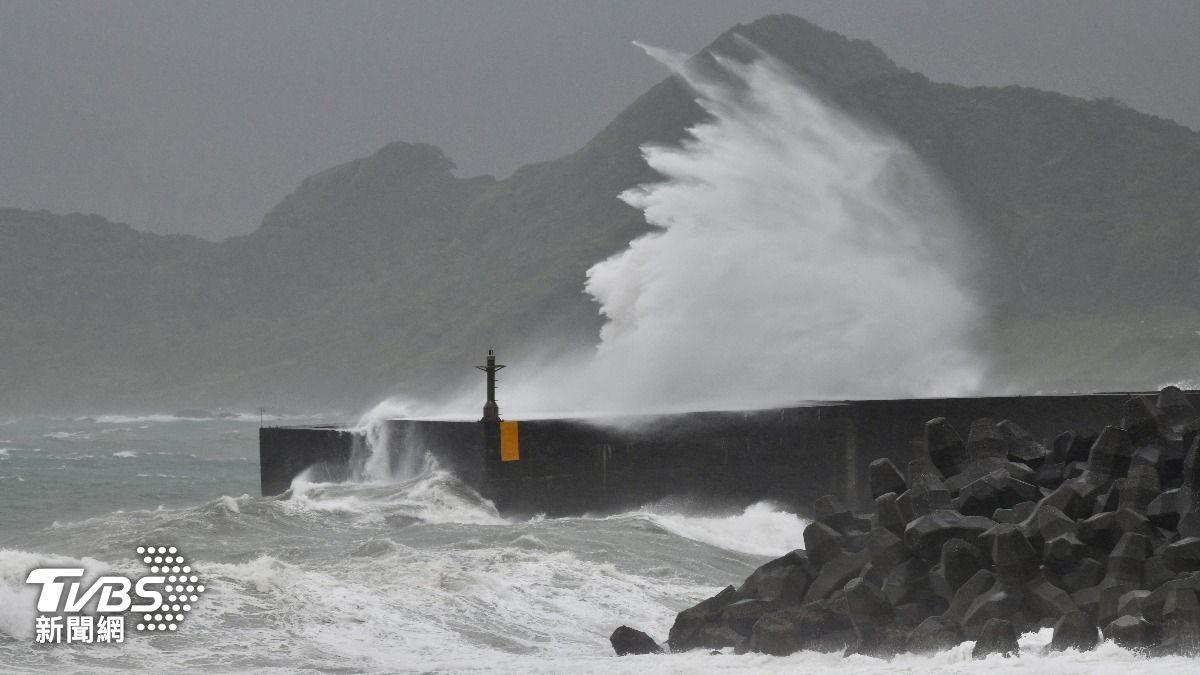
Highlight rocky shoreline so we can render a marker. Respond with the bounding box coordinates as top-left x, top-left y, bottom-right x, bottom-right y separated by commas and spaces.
612, 386, 1200, 659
